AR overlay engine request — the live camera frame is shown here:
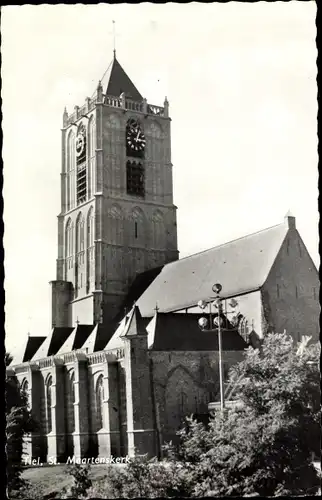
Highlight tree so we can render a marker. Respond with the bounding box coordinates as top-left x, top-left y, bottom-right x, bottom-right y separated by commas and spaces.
6, 353, 36, 496
169, 333, 320, 497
